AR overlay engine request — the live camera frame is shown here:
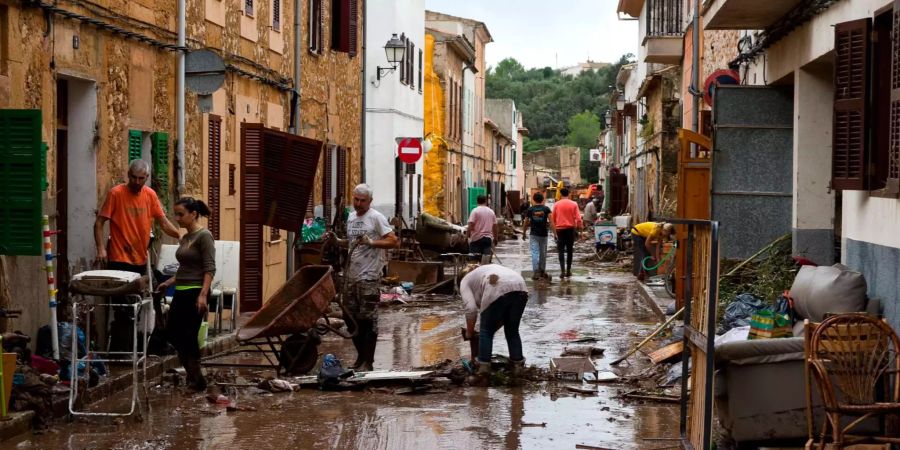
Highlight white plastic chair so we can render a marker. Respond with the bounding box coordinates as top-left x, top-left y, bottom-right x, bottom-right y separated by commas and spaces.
156, 240, 240, 333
